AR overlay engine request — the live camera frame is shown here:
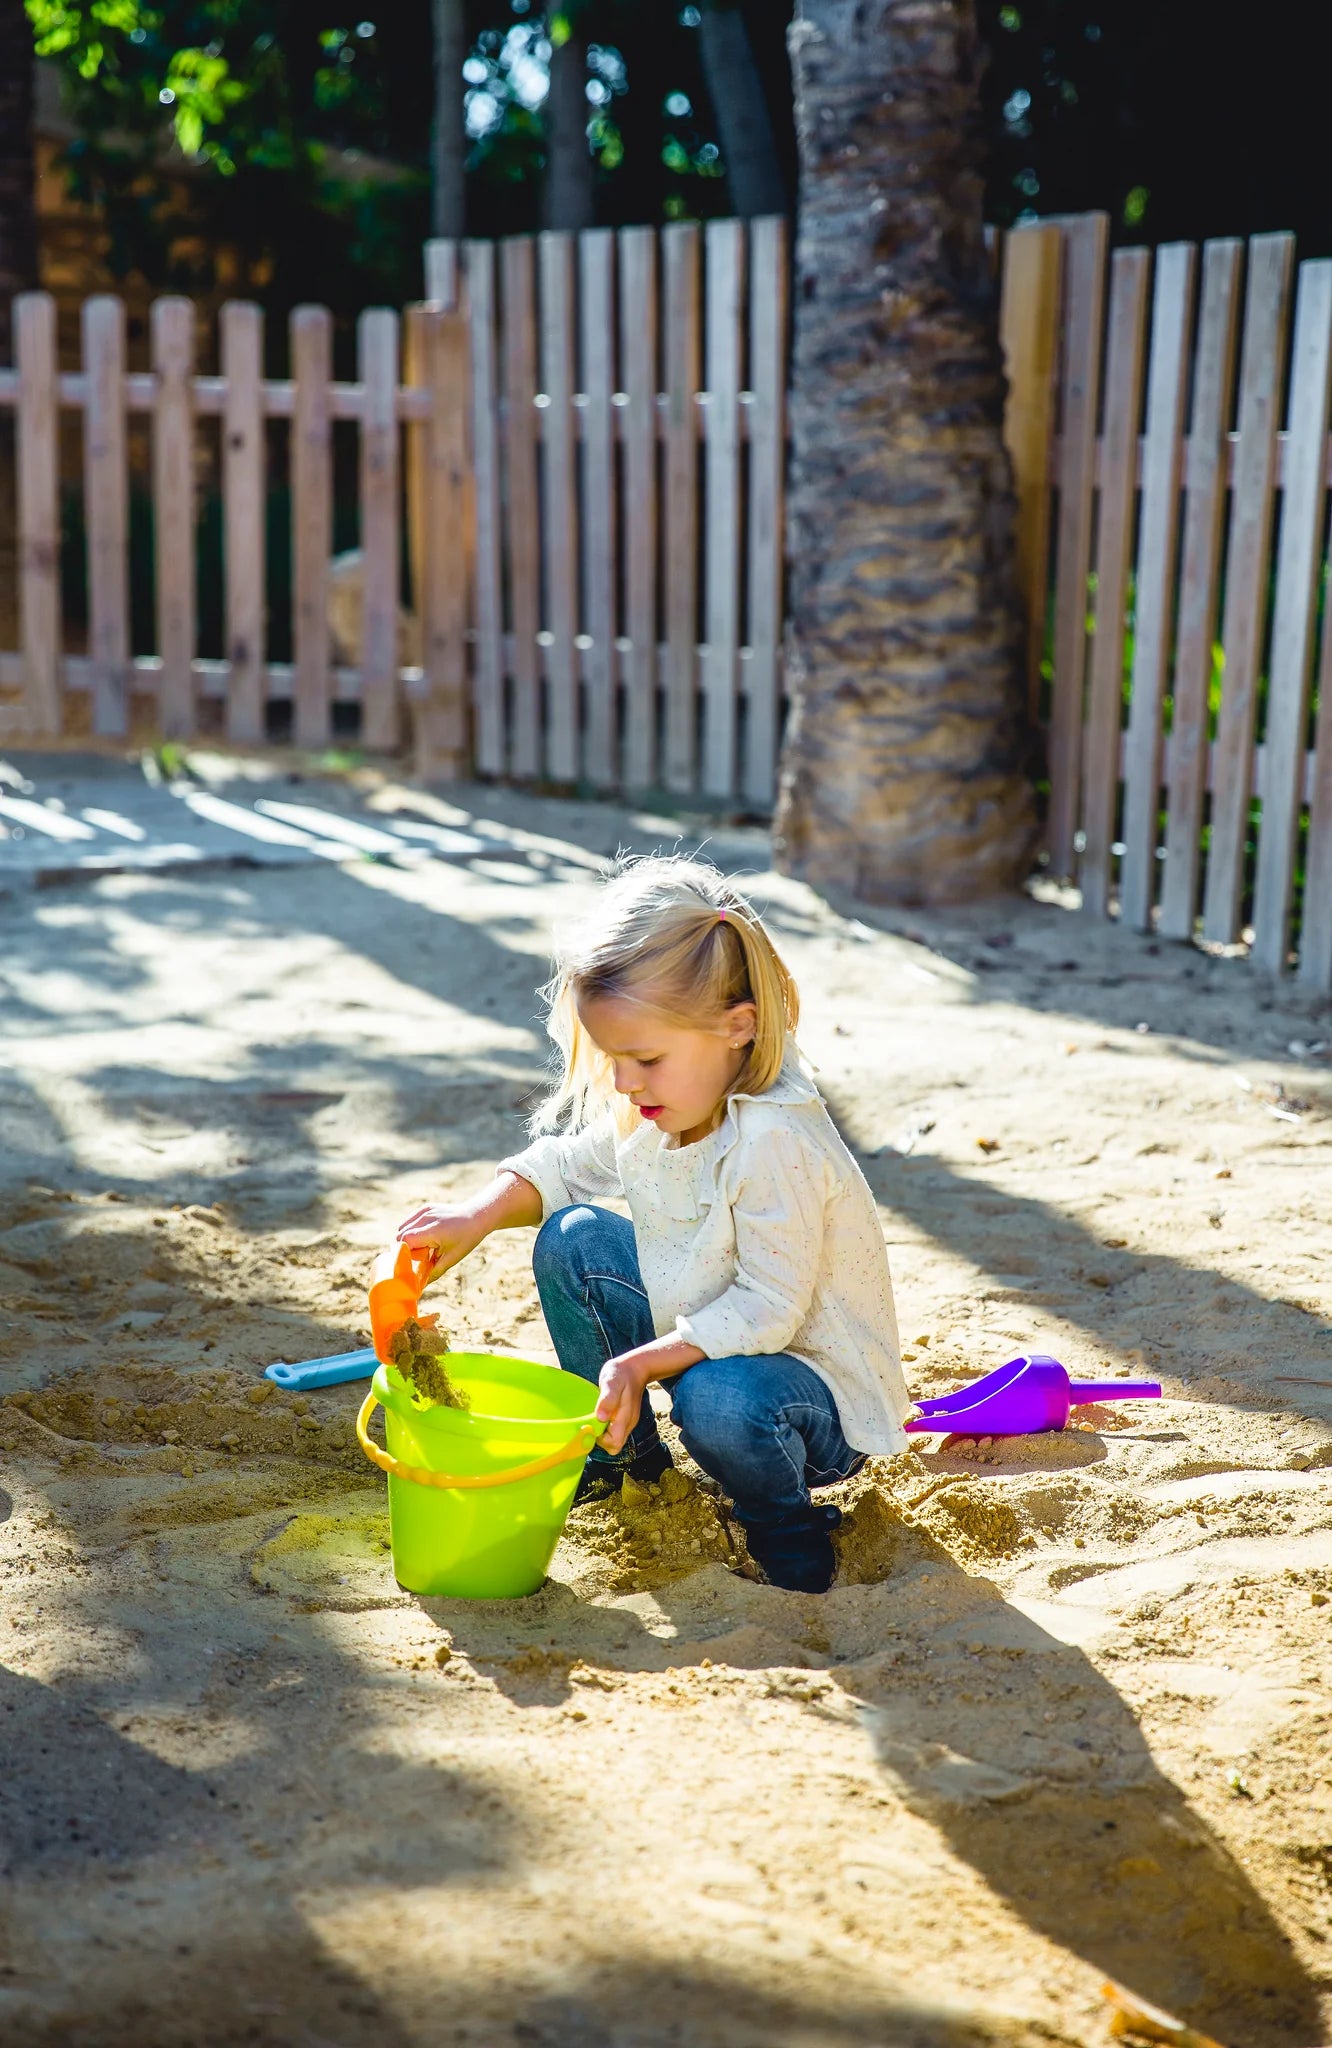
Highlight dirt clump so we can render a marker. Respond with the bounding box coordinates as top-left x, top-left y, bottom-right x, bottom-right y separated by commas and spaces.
388, 1317, 469, 1408
563, 1462, 743, 1590
831, 1476, 920, 1584
920, 1483, 1024, 1559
